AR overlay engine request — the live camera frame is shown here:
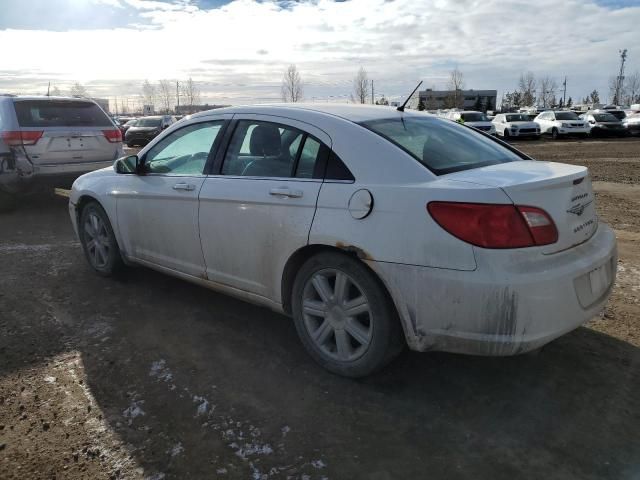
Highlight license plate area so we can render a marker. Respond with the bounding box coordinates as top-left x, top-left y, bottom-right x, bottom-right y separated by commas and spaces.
574, 258, 615, 309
